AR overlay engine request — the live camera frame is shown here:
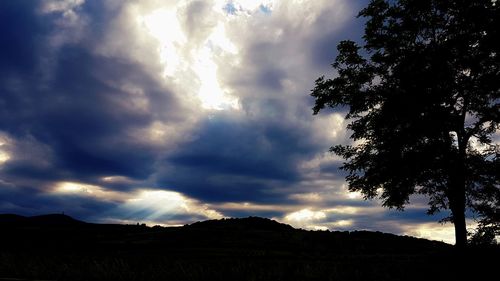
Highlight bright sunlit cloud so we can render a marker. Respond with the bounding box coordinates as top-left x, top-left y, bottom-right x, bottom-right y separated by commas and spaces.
56, 181, 100, 194
0, 149, 9, 166
117, 189, 223, 225
101, 176, 134, 184
125, 190, 186, 220
139, 8, 186, 77
52, 181, 128, 202
0, 135, 11, 165
0, 151, 9, 165
403, 223, 457, 244
289, 193, 323, 202
283, 208, 327, 229
285, 208, 326, 221
347, 191, 362, 200
40, 0, 85, 14
138, 3, 240, 110
330, 219, 353, 227
192, 47, 240, 110
325, 207, 358, 215
403, 220, 479, 244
